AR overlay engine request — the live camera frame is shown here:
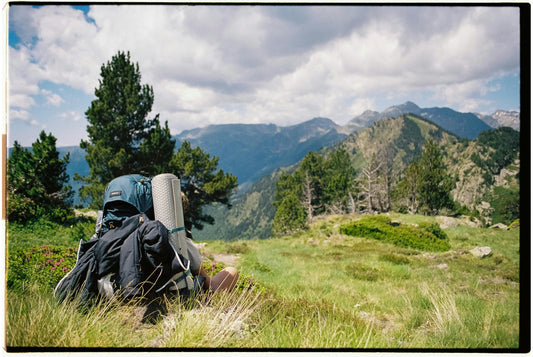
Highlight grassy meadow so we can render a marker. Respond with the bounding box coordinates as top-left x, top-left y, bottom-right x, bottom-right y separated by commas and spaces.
5, 212, 523, 350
